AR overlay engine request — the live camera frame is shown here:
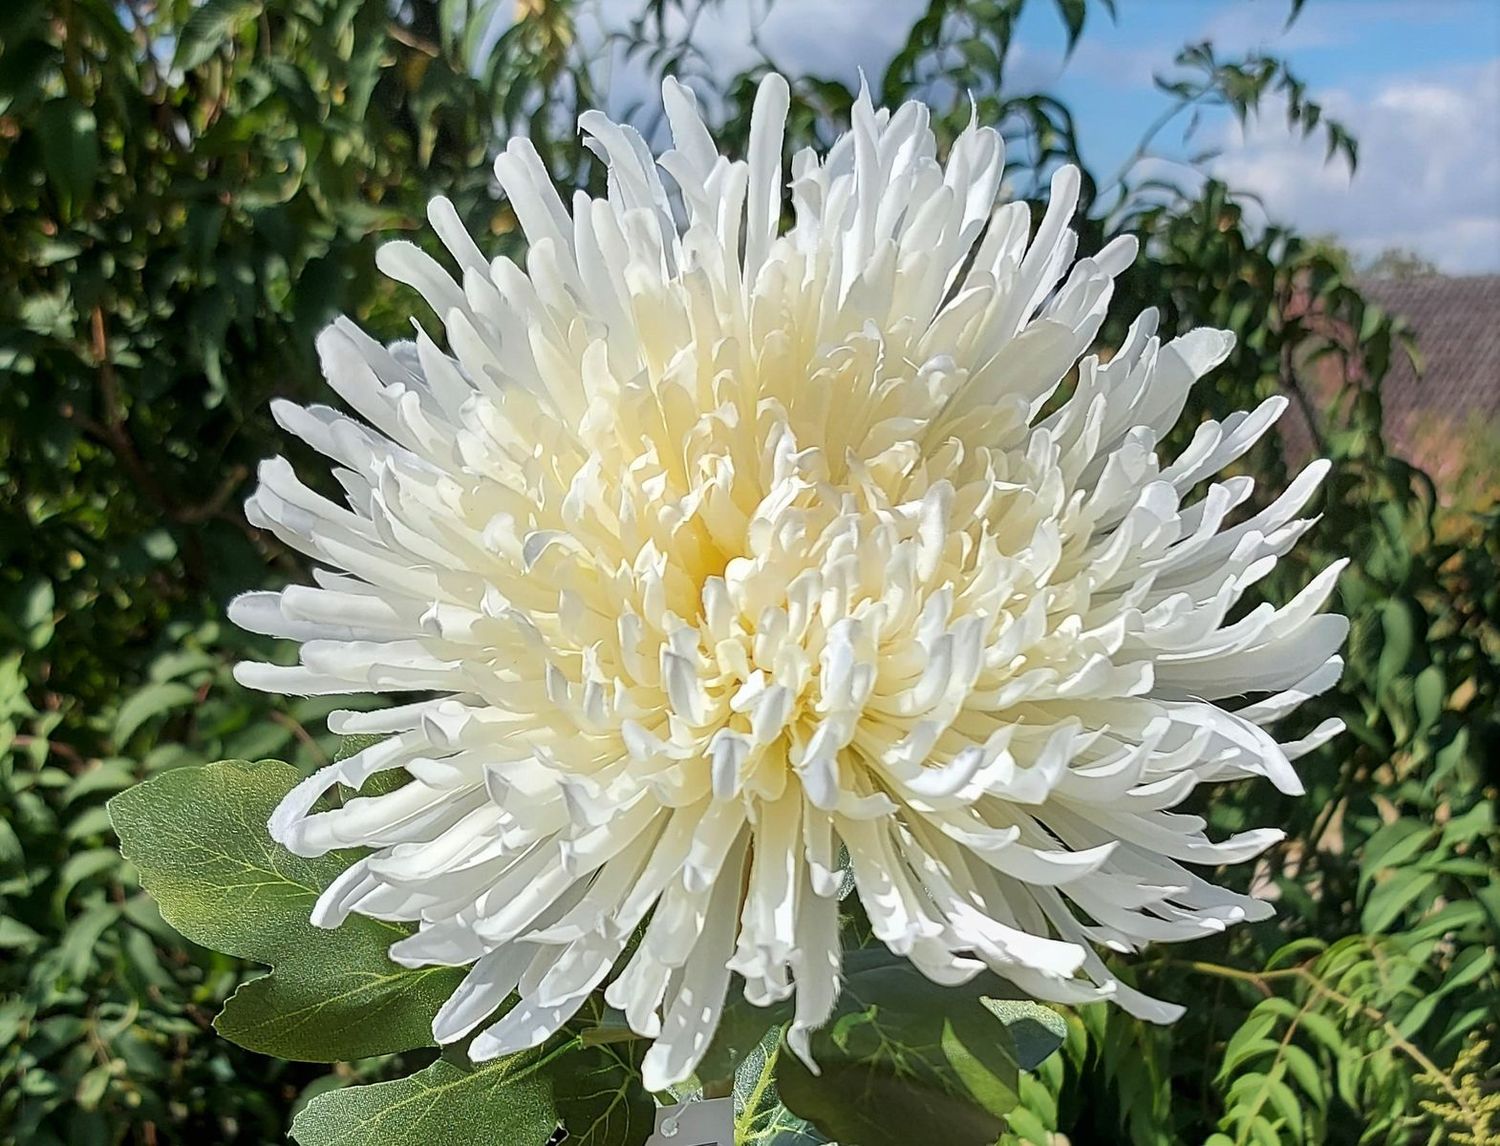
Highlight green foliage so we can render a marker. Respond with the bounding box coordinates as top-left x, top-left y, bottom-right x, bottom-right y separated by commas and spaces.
686, 952, 1062, 1146
1419, 1037, 1500, 1146
1199, 937, 1478, 1145
729, 1030, 830, 1145
4, 0, 1497, 1143
0, 623, 351, 1143
0, 0, 581, 1138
